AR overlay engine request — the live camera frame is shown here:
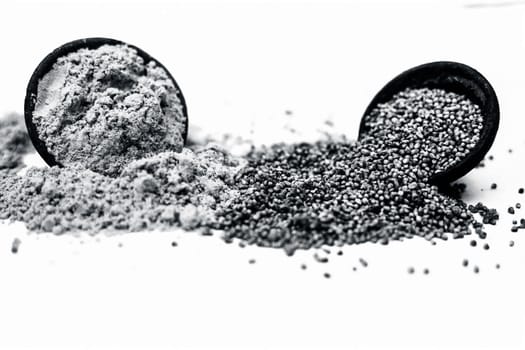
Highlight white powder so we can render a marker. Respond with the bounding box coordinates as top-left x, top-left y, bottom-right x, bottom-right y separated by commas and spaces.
32, 44, 187, 176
